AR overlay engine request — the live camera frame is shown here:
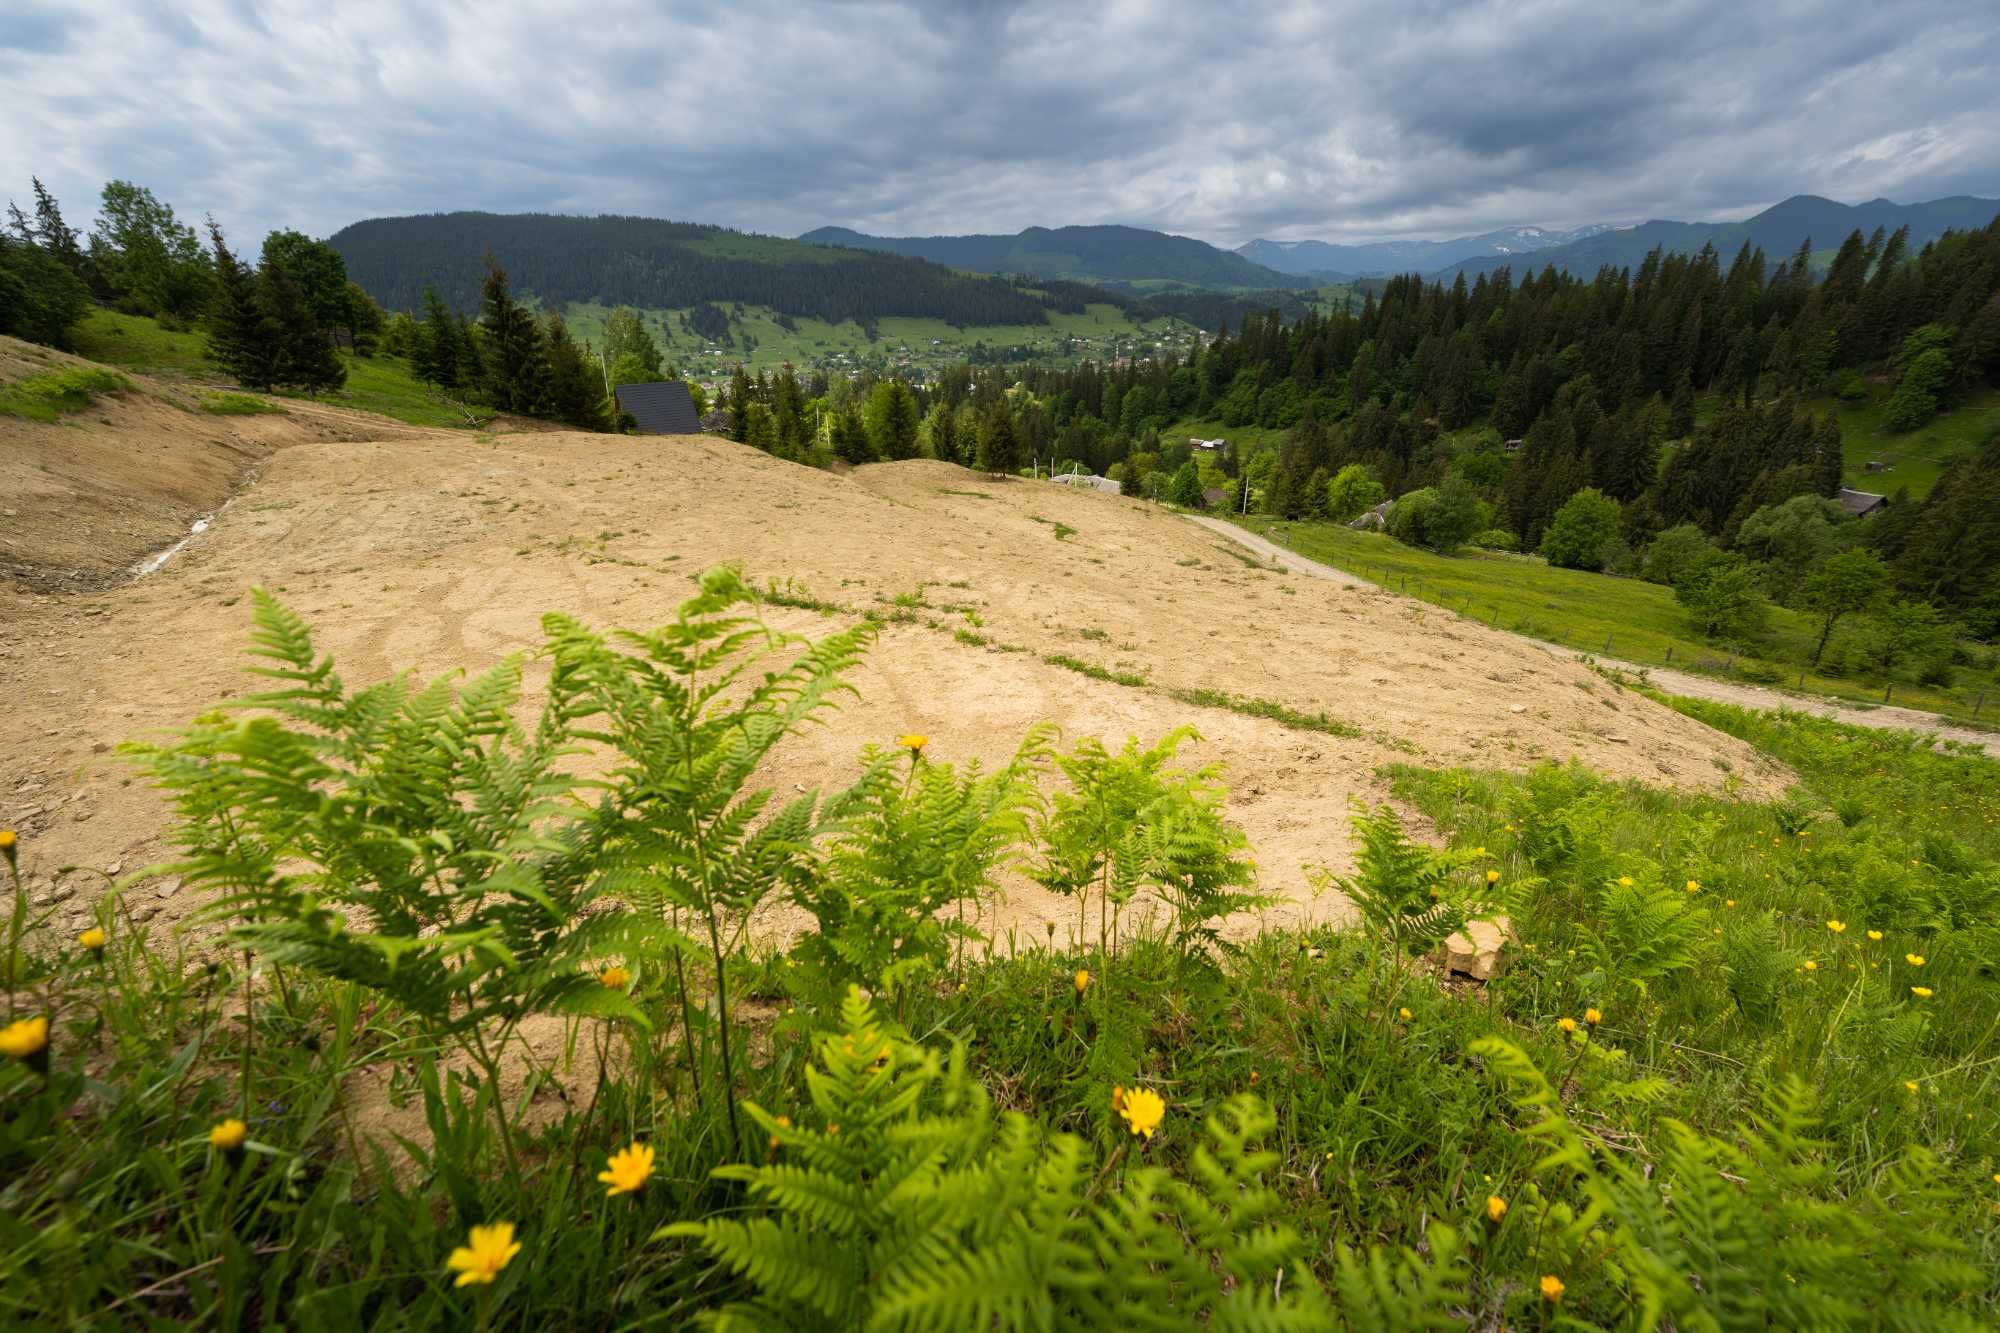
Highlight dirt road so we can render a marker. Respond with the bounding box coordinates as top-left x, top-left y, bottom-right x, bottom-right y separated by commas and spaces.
1190, 516, 1995, 756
